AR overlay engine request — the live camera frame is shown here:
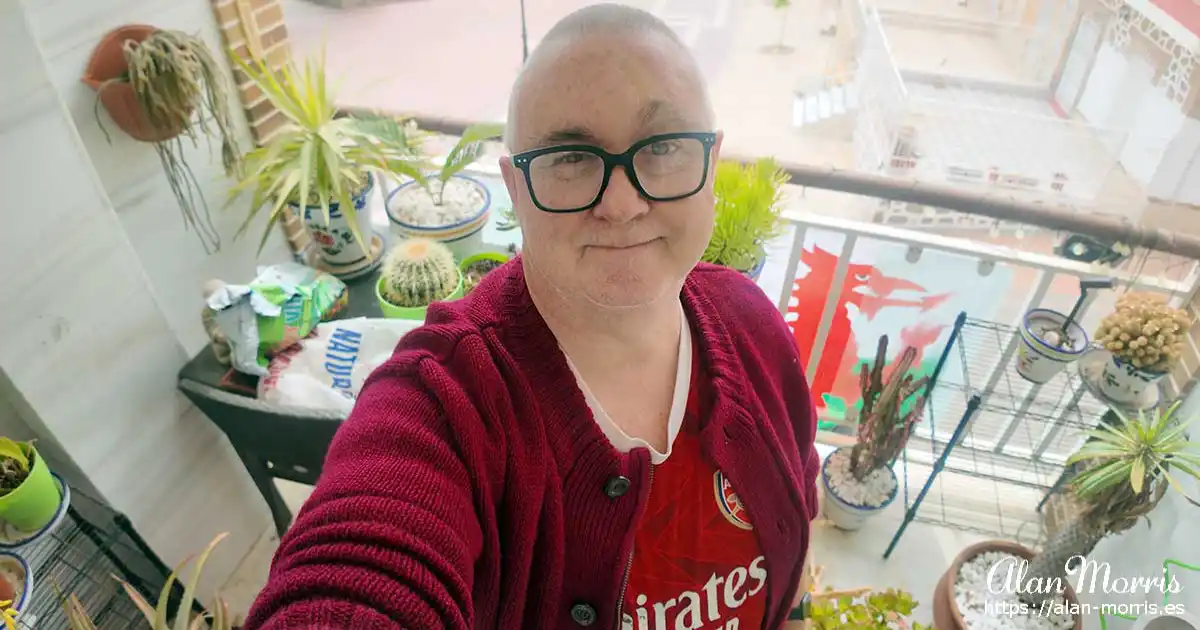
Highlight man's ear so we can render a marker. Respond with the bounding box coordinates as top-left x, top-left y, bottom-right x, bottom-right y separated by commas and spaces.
713, 130, 724, 161
499, 156, 521, 206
